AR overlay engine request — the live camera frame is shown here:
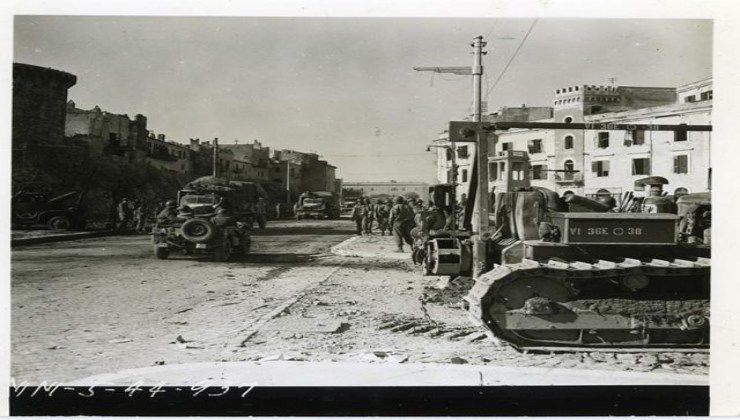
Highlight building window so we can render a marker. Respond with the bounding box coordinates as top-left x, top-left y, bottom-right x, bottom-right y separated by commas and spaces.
489, 162, 498, 181
564, 135, 574, 149
624, 130, 645, 146
563, 160, 574, 180
597, 132, 609, 148
531, 164, 548, 180
674, 124, 688, 142
674, 154, 689, 174
445, 149, 452, 161
501, 142, 512, 151
592, 159, 610, 177
461, 169, 468, 183
564, 116, 573, 123
631, 158, 651, 175
457, 146, 469, 159
527, 139, 543, 154
684, 95, 697, 103
700, 90, 713, 101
